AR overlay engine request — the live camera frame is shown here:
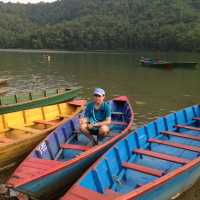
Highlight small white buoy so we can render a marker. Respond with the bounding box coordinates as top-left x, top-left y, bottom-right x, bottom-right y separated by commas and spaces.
47, 55, 51, 62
